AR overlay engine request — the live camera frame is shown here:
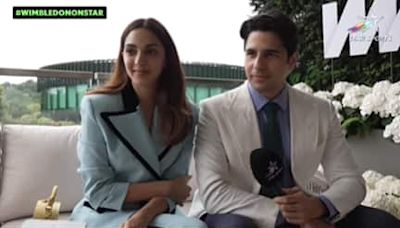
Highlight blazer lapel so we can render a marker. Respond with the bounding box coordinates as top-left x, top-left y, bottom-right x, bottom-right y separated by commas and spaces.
149, 108, 184, 173
288, 86, 320, 187
100, 84, 161, 180
159, 143, 183, 173
228, 82, 262, 169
